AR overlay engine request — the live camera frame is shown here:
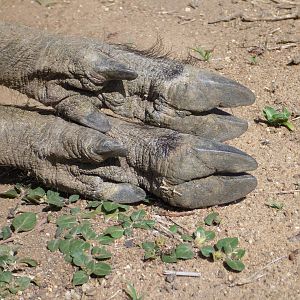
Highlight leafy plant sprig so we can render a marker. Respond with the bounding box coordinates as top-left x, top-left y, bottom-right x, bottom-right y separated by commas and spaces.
263, 106, 295, 131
